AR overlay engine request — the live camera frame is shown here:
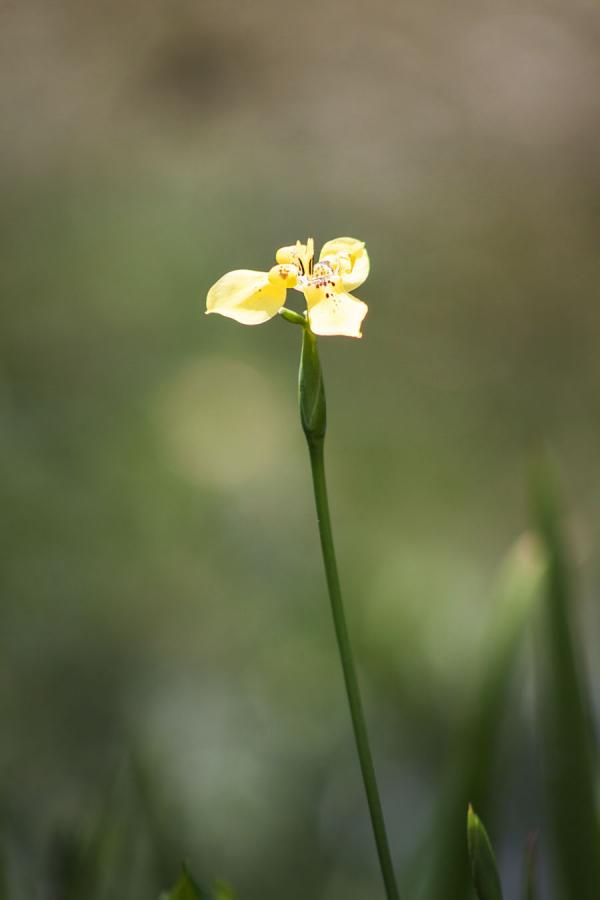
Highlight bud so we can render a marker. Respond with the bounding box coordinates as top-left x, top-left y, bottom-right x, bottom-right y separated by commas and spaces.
298, 327, 326, 444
